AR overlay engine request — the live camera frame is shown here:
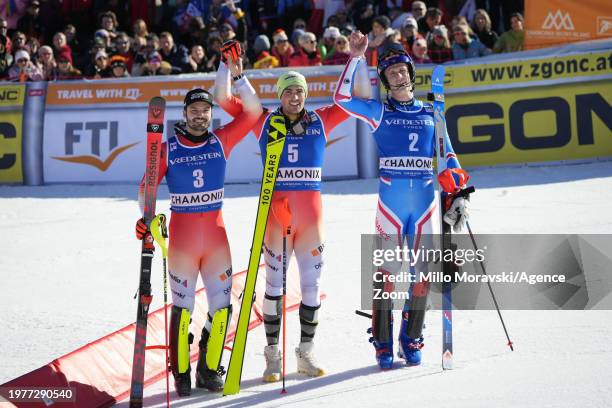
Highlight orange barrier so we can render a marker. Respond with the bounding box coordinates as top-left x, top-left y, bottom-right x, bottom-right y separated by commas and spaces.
1, 265, 321, 407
